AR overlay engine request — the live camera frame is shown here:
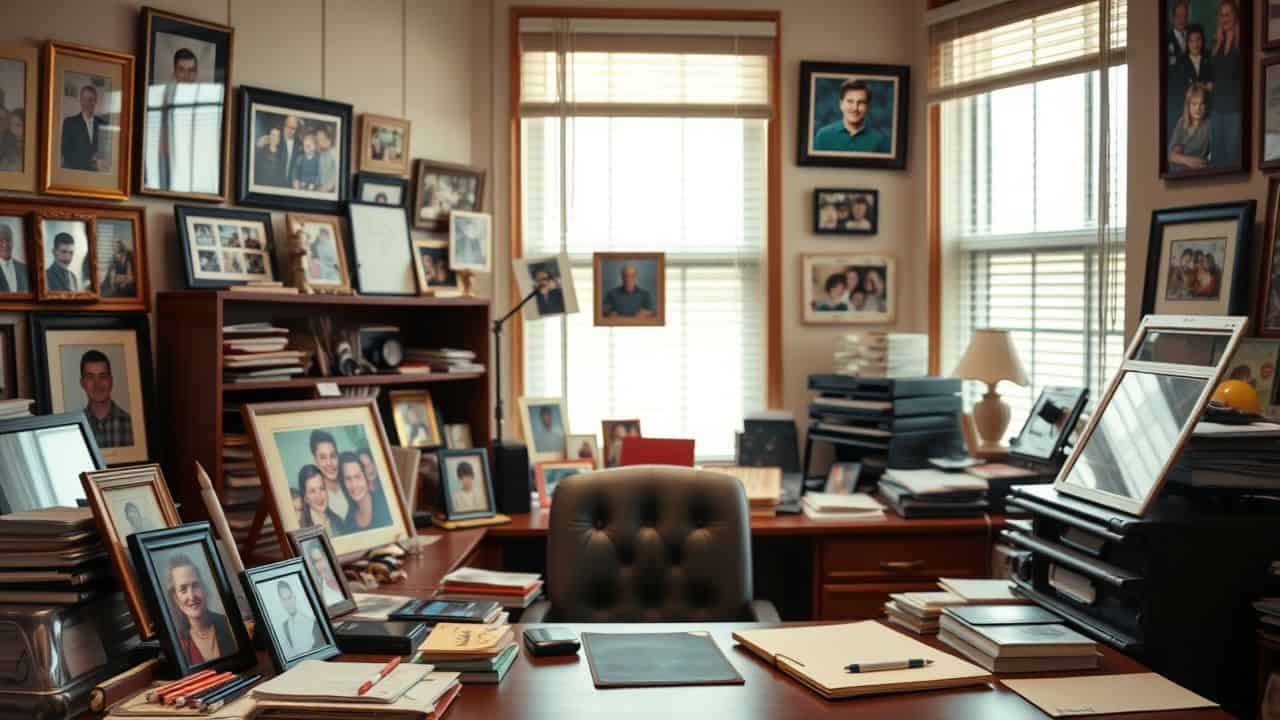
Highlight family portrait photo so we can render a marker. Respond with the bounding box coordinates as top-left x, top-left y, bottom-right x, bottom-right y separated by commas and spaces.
38, 215, 96, 300
519, 397, 567, 463
289, 527, 353, 617
1164, 237, 1225, 300
602, 419, 641, 468
802, 255, 895, 324
359, 114, 411, 176
96, 218, 138, 299
0, 215, 29, 295
535, 460, 593, 507
412, 160, 484, 232
814, 189, 878, 235
439, 449, 494, 520
0, 48, 35, 188
514, 253, 578, 320
449, 210, 491, 272
798, 61, 909, 169
1161, 0, 1250, 178
238, 87, 351, 213
179, 207, 276, 287
1144, 202, 1250, 316
593, 252, 665, 327
390, 389, 442, 448
414, 239, 459, 295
